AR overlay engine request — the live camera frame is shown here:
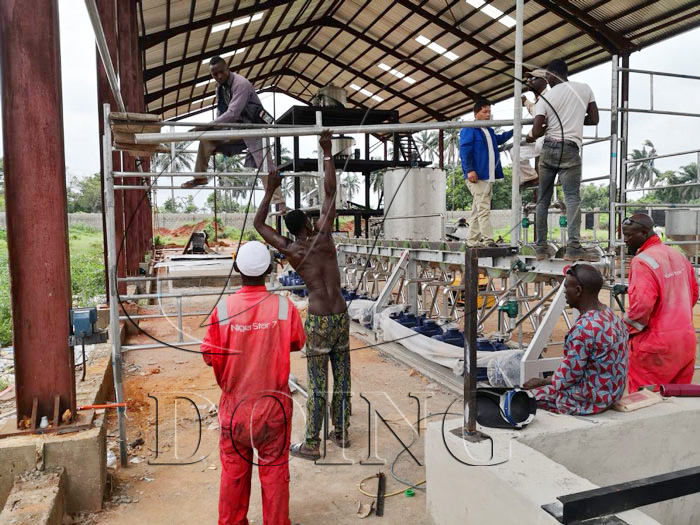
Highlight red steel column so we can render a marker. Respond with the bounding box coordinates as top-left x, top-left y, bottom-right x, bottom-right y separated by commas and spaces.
96, 0, 127, 295
0, 0, 76, 423
117, 0, 151, 273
